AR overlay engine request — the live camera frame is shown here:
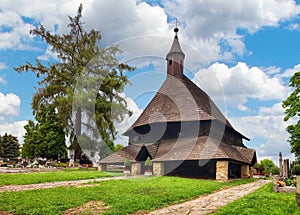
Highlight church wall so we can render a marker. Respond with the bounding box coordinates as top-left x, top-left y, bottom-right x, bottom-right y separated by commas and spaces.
165, 160, 216, 179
